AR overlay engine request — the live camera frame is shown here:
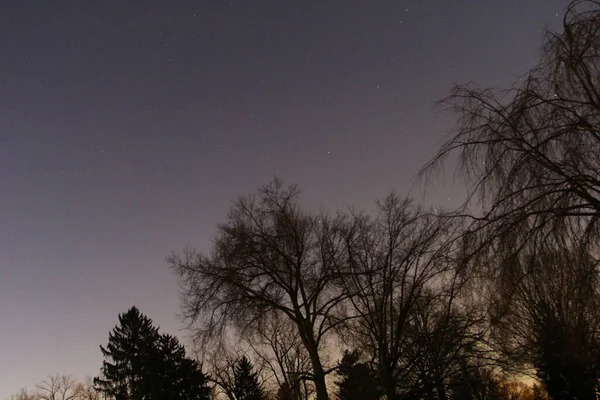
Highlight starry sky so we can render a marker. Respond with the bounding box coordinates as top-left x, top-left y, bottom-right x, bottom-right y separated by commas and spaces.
0, 1, 567, 396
